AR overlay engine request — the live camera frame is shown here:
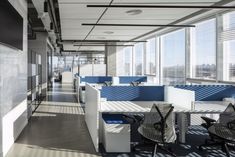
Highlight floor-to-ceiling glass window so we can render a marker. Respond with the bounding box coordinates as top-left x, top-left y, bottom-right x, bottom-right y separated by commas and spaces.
146, 38, 156, 75
123, 47, 133, 76
191, 19, 216, 80
161, 29, 186, 85
223, 12, 235, 82
134, 43, 144, 75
